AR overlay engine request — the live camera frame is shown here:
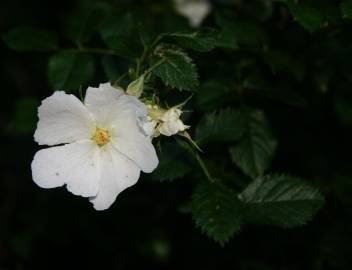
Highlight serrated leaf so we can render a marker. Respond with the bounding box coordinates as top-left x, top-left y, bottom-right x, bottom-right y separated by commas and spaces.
65, 3, 108, 45
230, 109, 277, 179
341, 1, 352, 19
48, 51, 94, 91
151, 142, 192, 182
239, 174, 324, 228
100, 13, 141, 58
164, 28, 218, 52
195, 108, 245, 146
2, 27, 58, 52
191, 181, 243, 245
150, 45, 199, 91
